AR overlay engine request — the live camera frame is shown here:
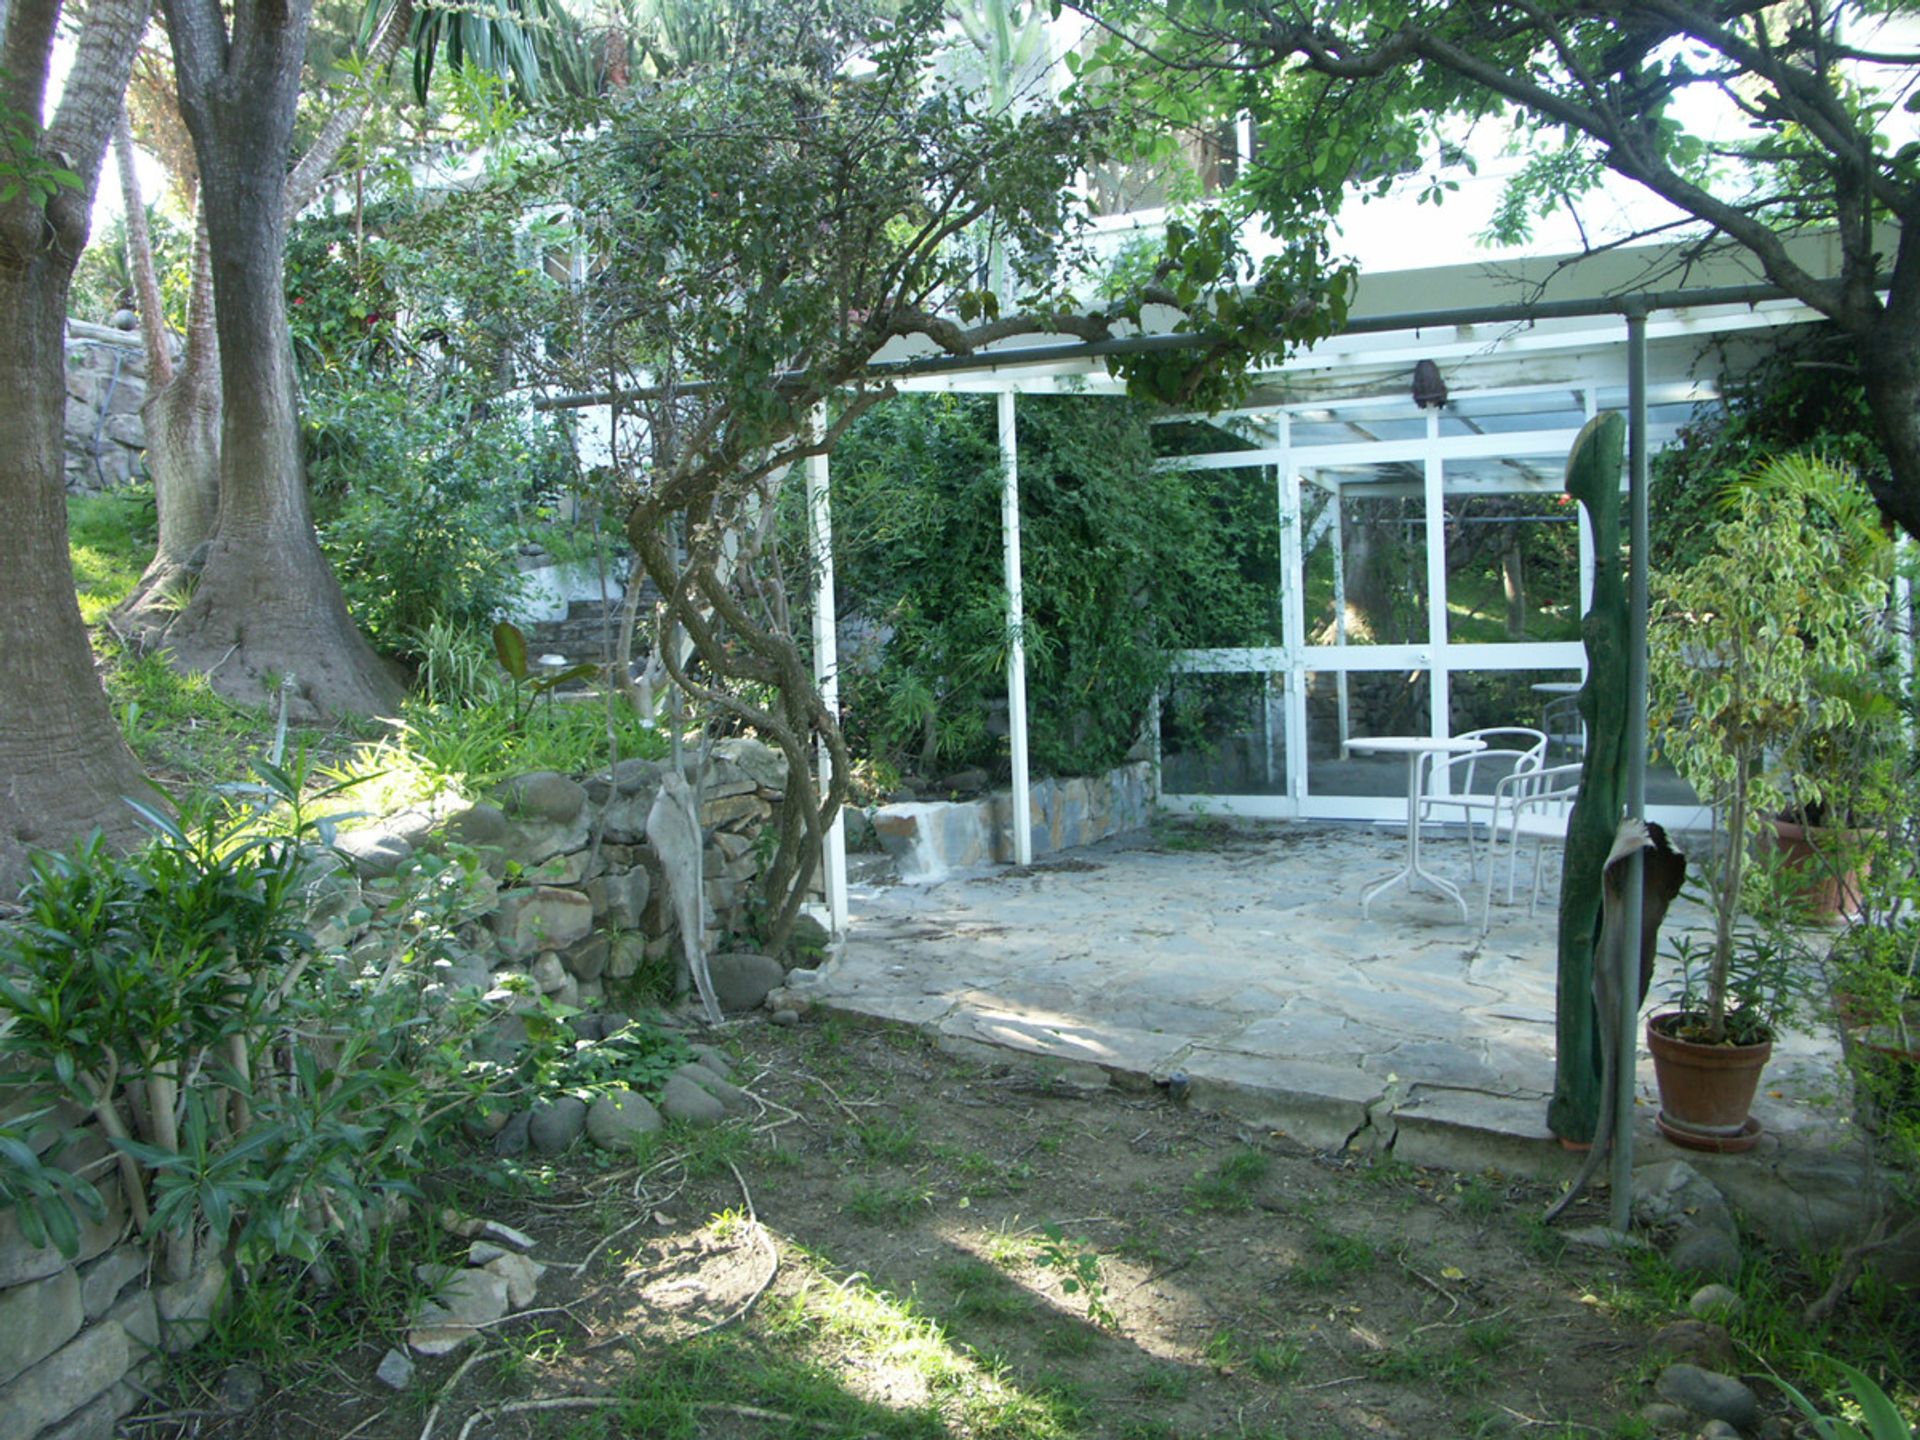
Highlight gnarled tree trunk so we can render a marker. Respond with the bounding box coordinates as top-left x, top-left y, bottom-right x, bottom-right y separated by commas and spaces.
157, 0, 402, 716
0, 0, 153, 894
